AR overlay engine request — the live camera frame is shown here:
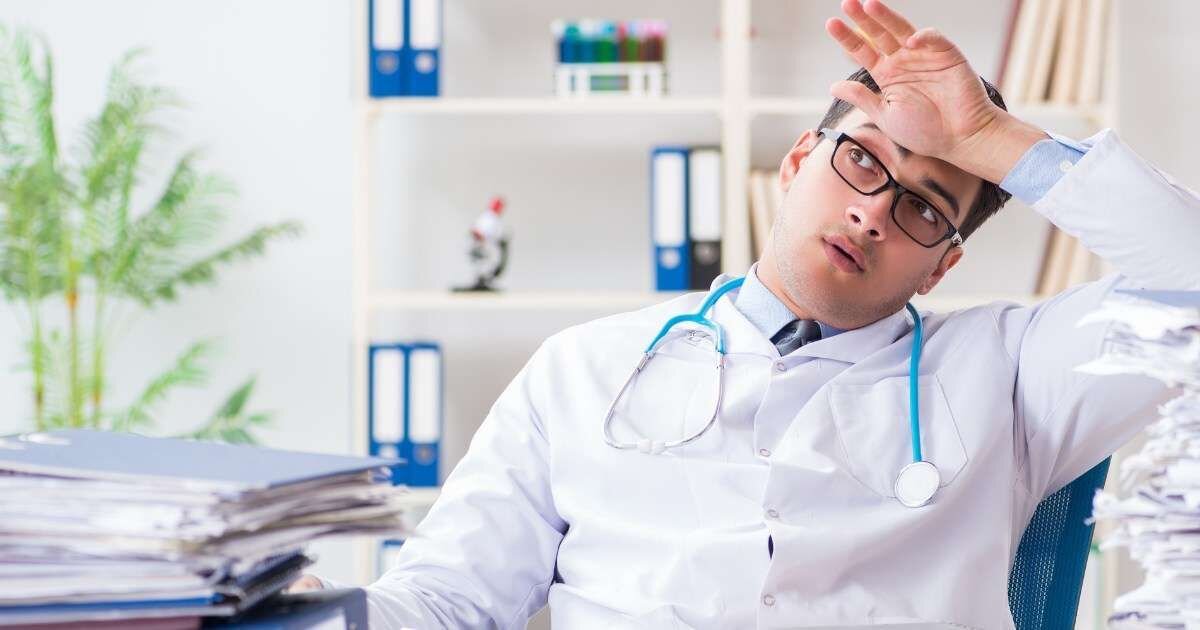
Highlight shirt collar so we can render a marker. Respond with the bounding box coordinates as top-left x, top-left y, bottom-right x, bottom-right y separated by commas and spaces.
733, 263, 845, 340
711, 268, 911, 363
